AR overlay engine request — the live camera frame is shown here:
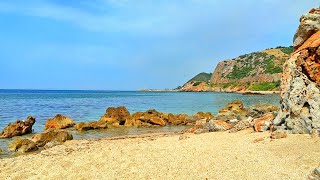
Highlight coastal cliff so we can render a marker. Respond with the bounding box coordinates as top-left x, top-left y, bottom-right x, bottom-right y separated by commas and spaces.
179, 46, 293, 92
